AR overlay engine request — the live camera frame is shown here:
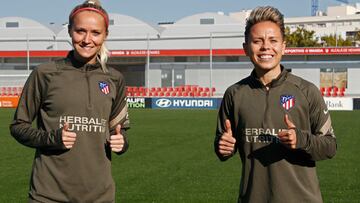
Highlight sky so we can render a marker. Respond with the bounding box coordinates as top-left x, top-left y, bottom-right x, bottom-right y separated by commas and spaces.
0, 0, 358, 26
